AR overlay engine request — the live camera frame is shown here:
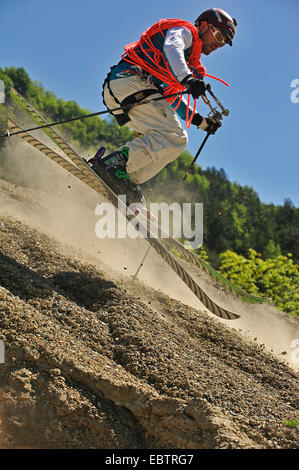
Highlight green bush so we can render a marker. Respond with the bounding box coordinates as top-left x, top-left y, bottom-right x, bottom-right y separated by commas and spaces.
219, 249, 299, 316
